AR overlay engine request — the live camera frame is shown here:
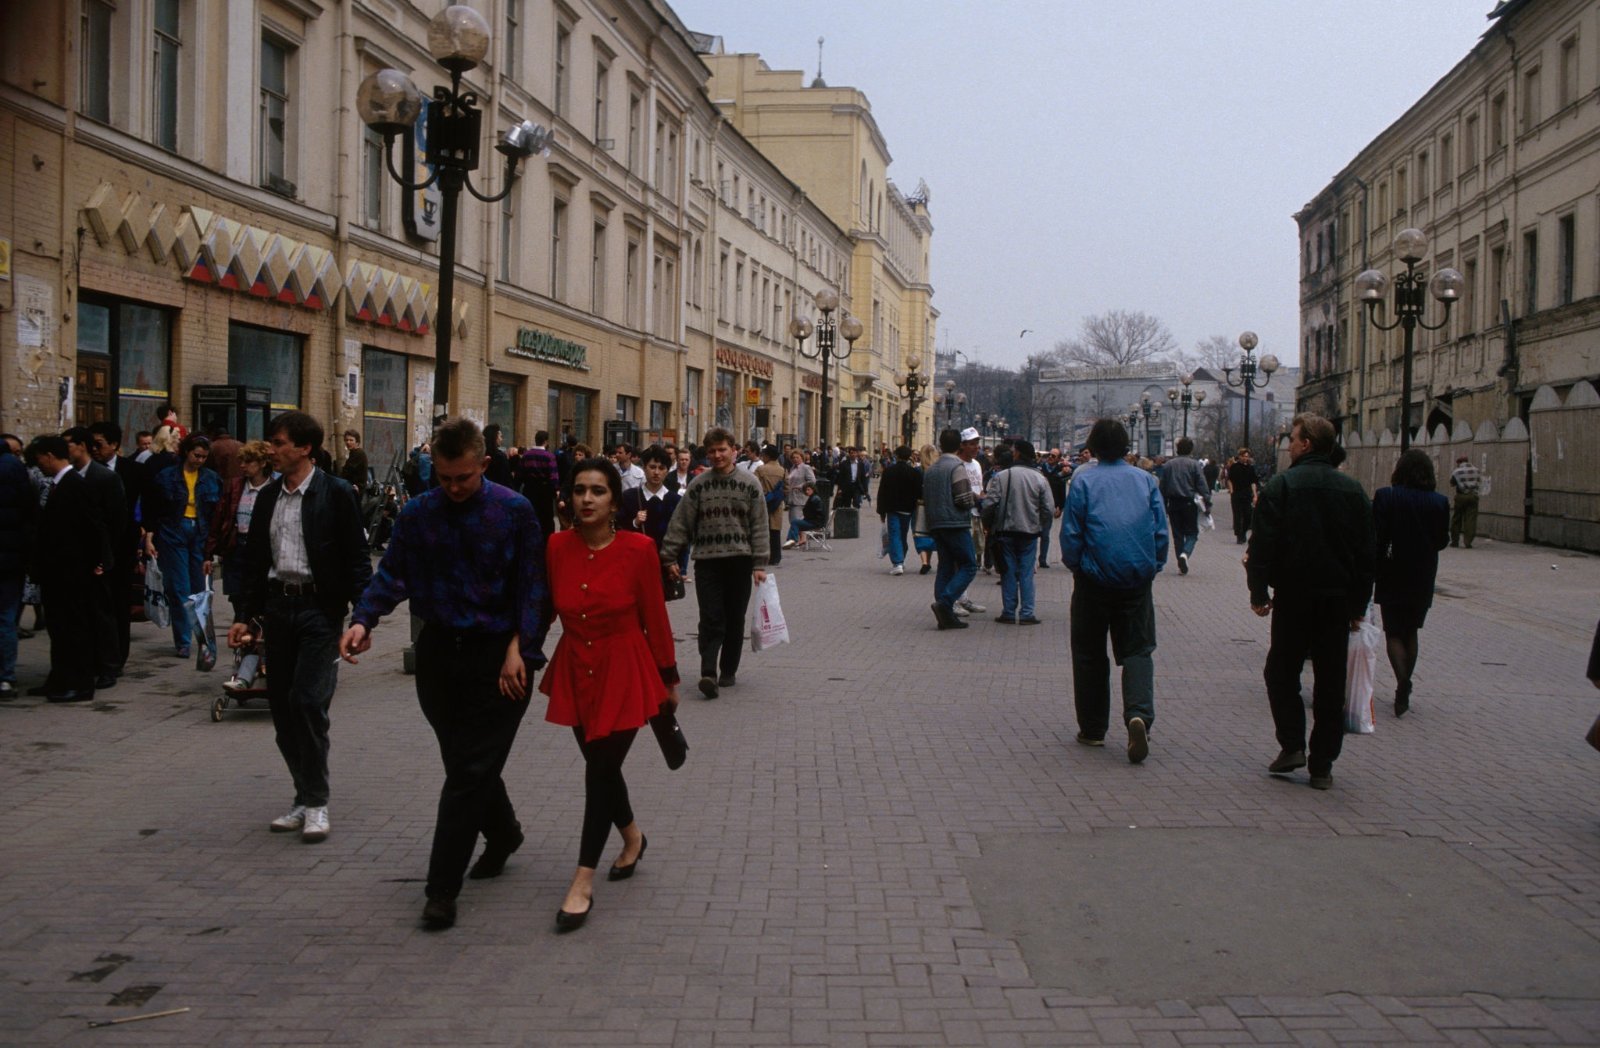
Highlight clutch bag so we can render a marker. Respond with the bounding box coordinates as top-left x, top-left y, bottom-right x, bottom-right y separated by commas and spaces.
650, 709, 689, 770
